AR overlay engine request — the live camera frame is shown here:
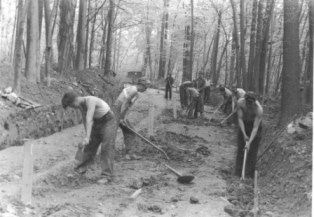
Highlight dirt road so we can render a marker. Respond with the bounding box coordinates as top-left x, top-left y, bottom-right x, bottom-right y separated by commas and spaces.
0, 89, 236, 217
